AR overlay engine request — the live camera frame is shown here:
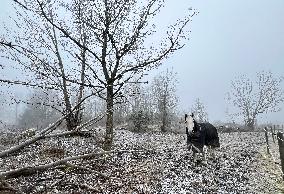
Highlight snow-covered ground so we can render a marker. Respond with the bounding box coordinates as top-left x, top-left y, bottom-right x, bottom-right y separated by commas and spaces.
0, 130, 283, 193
